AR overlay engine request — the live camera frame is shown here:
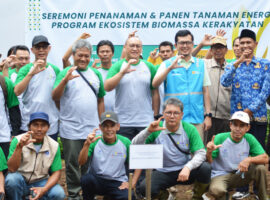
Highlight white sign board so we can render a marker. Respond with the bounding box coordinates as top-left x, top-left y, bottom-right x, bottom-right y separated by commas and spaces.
129, 144, 163, 169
